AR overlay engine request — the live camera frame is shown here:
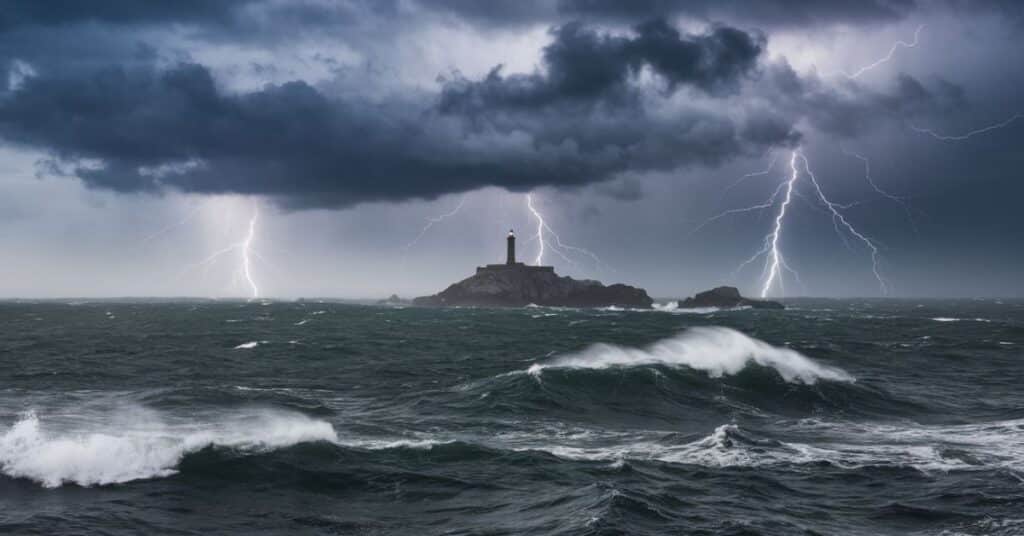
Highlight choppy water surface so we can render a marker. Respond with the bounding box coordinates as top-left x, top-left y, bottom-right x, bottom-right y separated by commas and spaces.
2, 299, 1023, 535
